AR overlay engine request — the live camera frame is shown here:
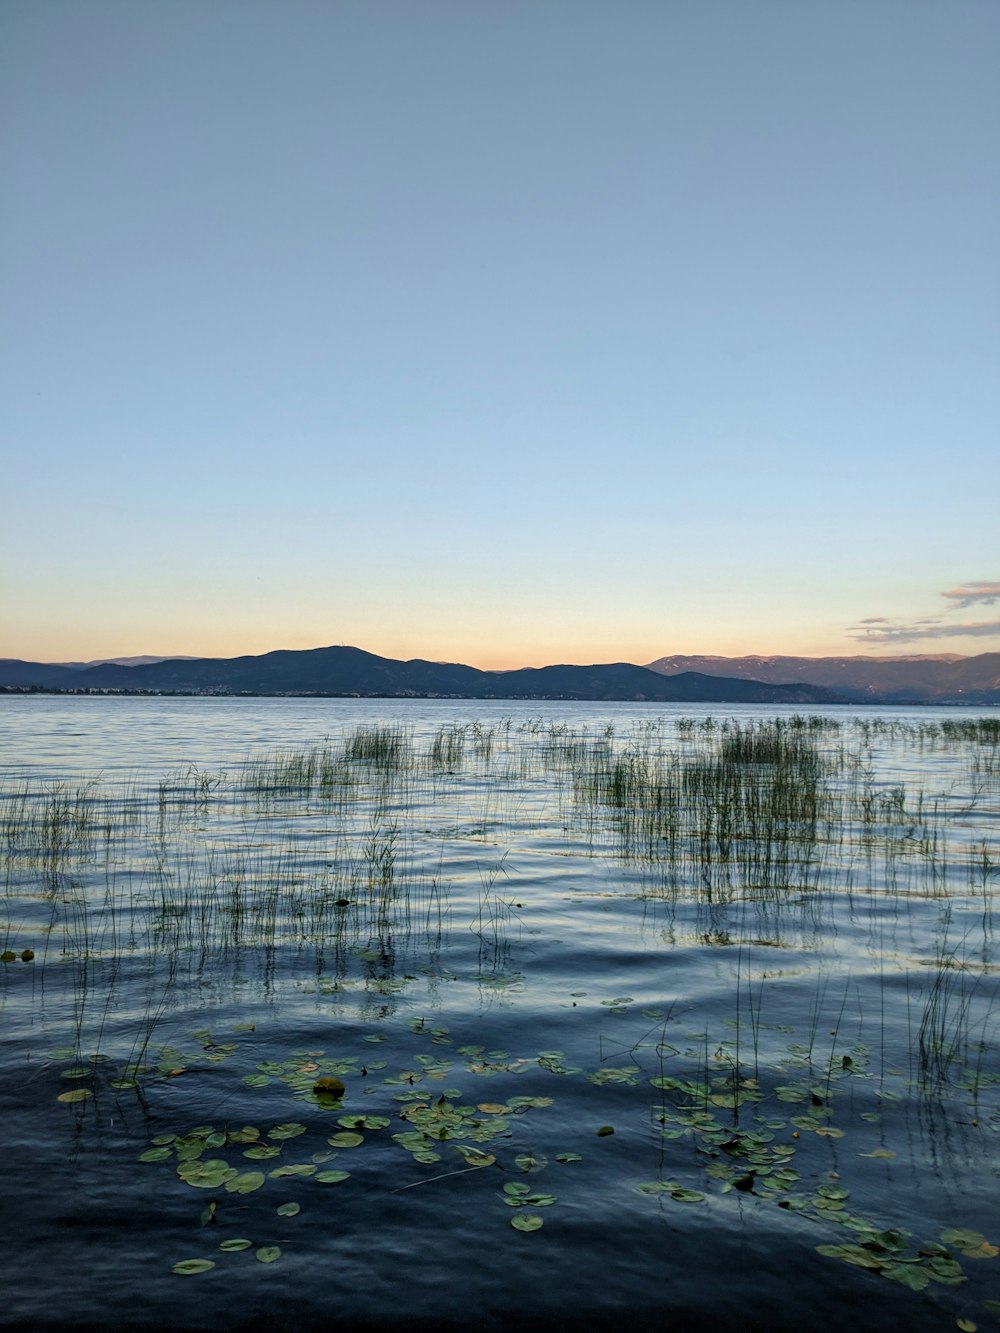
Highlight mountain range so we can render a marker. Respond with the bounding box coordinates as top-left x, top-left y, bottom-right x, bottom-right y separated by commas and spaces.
1, 645, 997, 704
645, 653, 1000, 704
0, 645, 838, 704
